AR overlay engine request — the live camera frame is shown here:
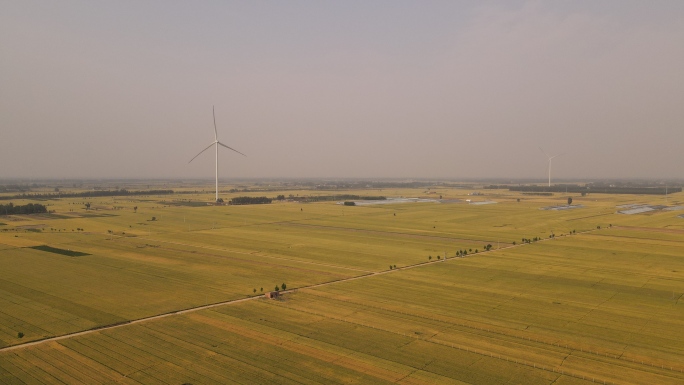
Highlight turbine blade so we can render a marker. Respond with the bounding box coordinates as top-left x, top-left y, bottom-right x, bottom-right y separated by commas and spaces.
550, 153, 565, 160
213, 106, 218, 141
539, 147, 550, 159
188, 142, 216, 163
217, 141, 247, 157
